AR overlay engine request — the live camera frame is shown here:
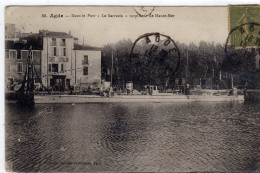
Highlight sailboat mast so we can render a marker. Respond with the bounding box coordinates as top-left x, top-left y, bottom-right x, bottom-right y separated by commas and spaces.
16, 46, 35, 105
186, 49, 188, 85
31, 49, 34, 93
111, 49, 113, 87
26, 50, 31, 95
